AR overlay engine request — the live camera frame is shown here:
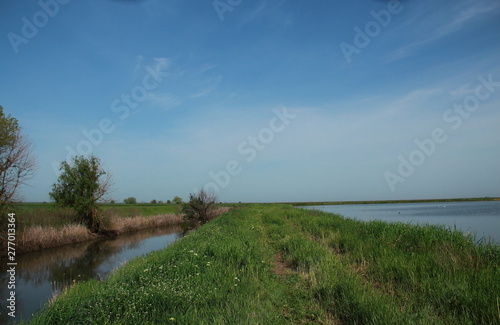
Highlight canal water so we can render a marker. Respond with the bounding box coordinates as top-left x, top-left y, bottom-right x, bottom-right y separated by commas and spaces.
0, 225, 183, 324
302, 201, 500, 244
